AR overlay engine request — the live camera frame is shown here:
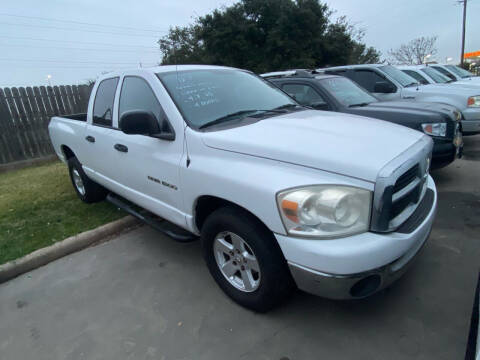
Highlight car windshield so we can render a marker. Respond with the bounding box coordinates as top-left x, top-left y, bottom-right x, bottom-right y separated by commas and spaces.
379, 65, 419, 87
445, 65, 475, 78
157, 69, 297, 129
319, 76, 377, 106
421, 67, 451, 83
